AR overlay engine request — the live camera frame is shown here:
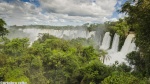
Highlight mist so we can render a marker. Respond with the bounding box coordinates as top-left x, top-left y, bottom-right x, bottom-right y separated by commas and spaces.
6, 24, 106, 47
